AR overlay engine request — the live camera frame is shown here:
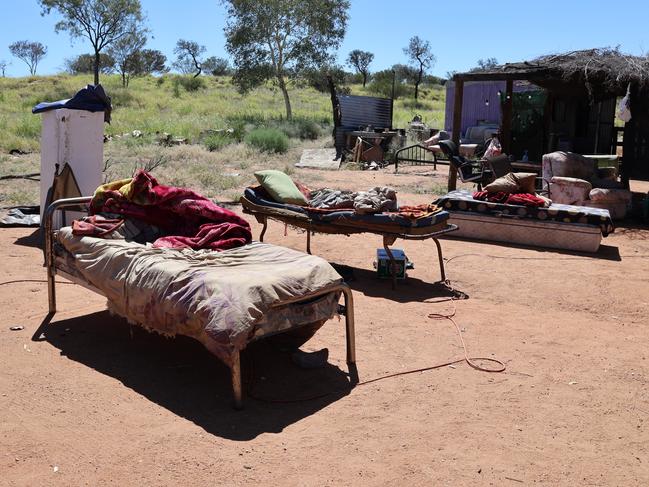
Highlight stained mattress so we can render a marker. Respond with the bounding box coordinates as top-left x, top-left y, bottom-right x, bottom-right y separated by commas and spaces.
55, 227, 343, 366
436, 190, 614, 236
